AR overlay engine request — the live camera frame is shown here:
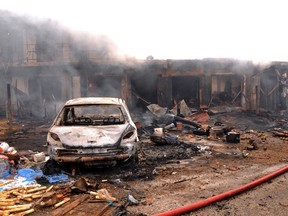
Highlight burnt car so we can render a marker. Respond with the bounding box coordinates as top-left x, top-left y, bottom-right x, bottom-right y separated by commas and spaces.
47, 97, 138, 167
